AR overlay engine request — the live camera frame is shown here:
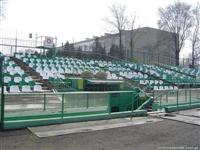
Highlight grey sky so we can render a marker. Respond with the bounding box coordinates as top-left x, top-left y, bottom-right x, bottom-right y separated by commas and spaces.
1, 0, 199, 57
